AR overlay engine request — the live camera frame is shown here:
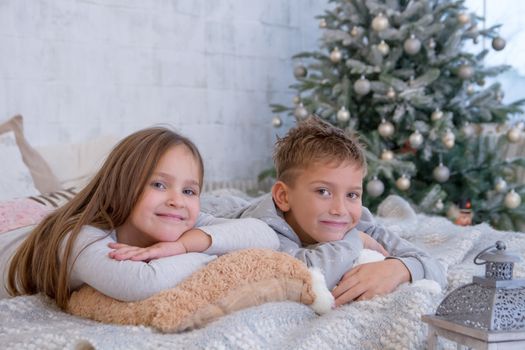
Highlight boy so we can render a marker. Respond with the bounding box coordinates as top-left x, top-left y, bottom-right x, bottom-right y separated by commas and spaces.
230, 115, 446, 306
